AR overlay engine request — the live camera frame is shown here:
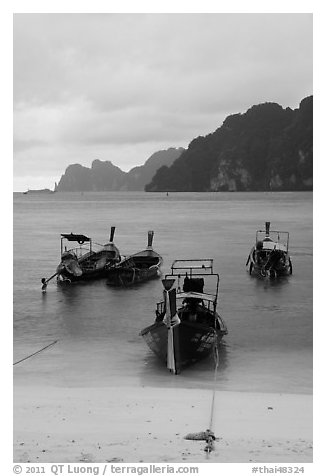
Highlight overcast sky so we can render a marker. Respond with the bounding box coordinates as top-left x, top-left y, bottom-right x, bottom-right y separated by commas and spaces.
13, 13, 312, 191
